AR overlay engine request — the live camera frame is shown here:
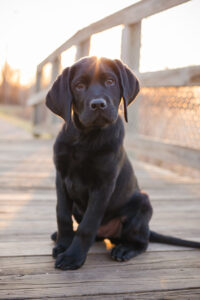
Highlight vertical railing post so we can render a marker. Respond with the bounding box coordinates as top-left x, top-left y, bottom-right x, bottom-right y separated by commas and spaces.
51, 56, 61, 82
46, 55, 61, 133
75, 38, 90, 61
121, 22, 141, 135
33, 68, 42, 137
